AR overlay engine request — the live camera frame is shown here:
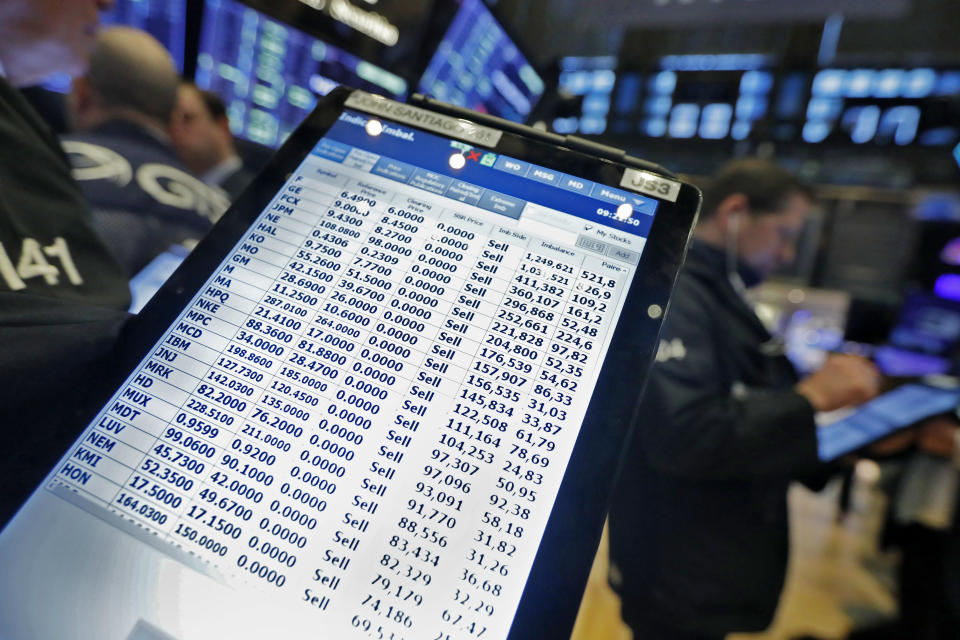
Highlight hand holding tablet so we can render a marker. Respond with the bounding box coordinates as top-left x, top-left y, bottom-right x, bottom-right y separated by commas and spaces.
796, 353, 882, 413
817, 382, 960, 461
0, 89, 699, 640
